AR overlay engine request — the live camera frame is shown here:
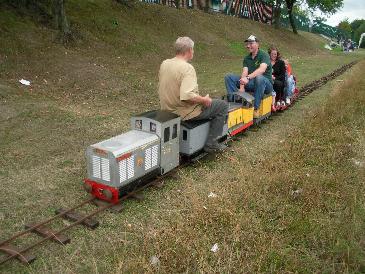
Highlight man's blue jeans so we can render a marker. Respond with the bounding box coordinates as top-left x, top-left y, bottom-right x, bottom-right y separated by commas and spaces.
224, 73, 273, 110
